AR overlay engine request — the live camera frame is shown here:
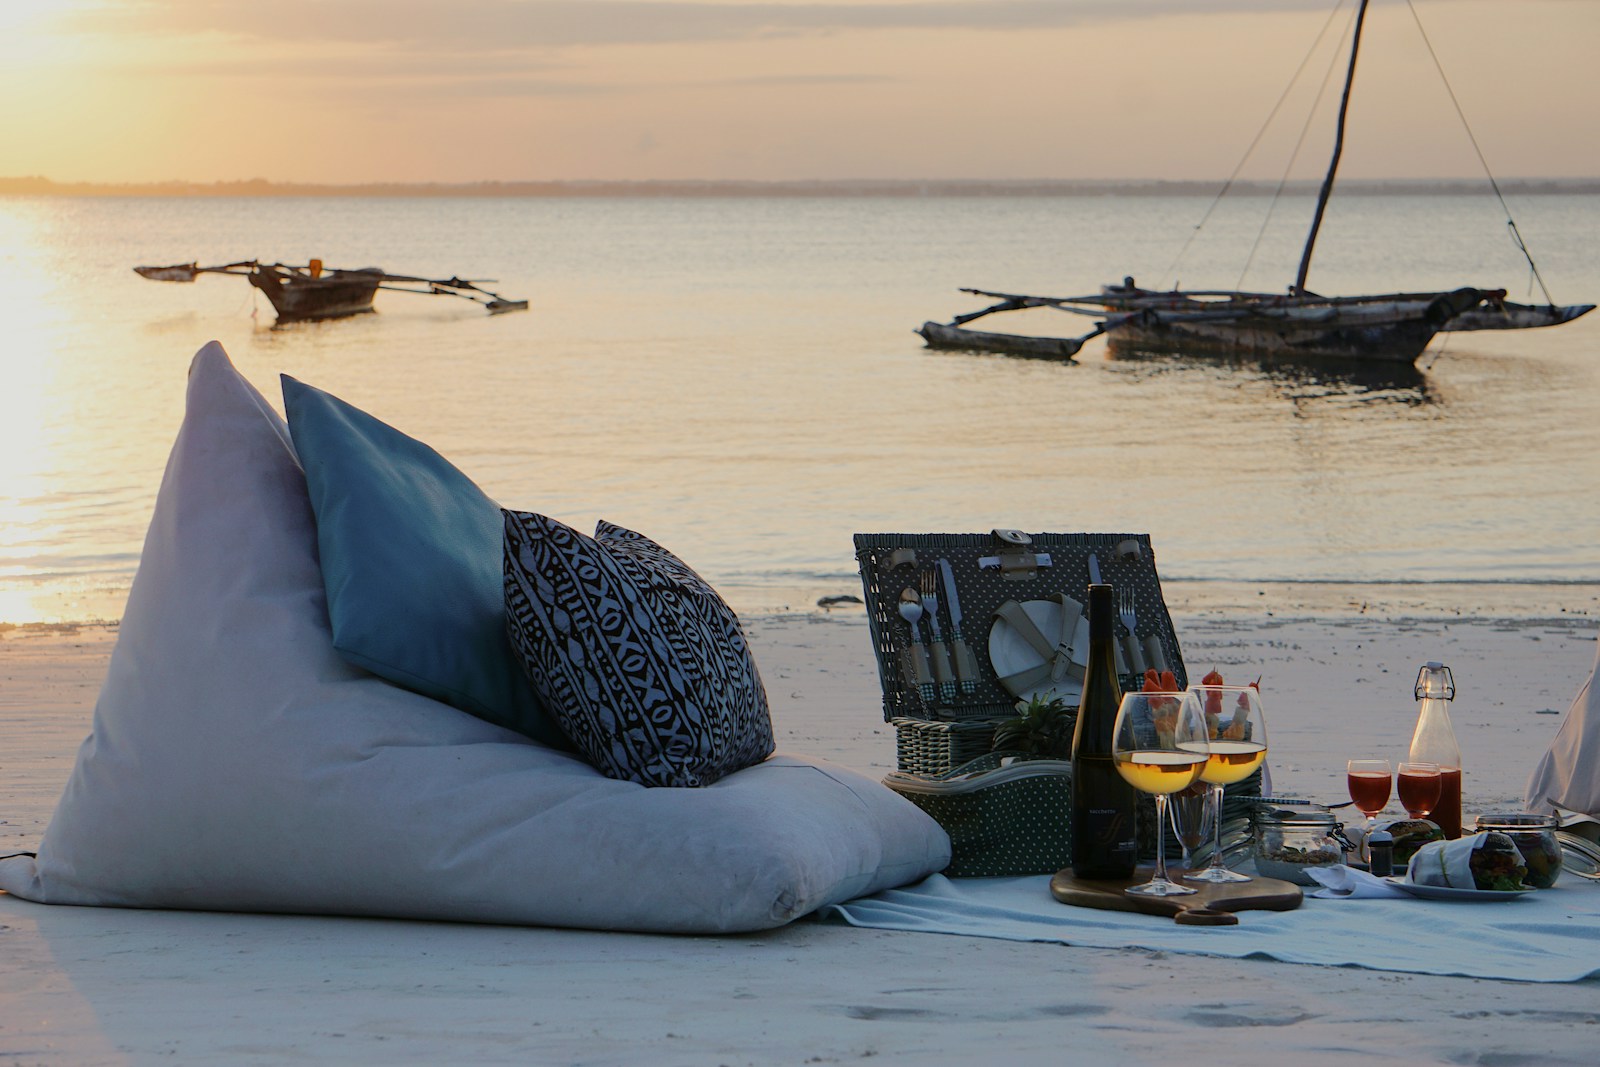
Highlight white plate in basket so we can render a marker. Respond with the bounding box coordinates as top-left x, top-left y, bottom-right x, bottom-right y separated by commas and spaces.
987, 599, 1087, 705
